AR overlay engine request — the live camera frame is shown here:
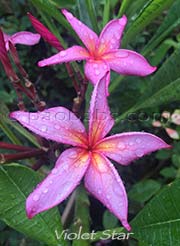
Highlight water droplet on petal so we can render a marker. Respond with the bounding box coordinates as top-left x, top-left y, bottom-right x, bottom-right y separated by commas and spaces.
54, 124, 60, 130
43, 188, 49, 194
135, 149, 144, 157
49, 180, 53, 184
115, 51, 128, 58
93, 64, 98, 69
95, 69, 100, 75
67, 12, 73, 20
106, 194, 111, 200
111, 38, 116, 44
69, 150, 78, 159
21, 116, 29, 123
118, 142, 126, 150
51, 168, 58, 174
60, 51, 67, 57
119, 18, 126, 25
33, 194, 40, 201
89, 34, 94, 40
101, 38, 105, 44
78, 20, 82, 26
130, 60, 134, 65
129, 142, 134, 146
98, 189, 102, 194
115, 33, 120, 39
136, 138, 142, 144
30, 115, 36, 120
63, 164, 69, 170
41, 126, 47, 132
